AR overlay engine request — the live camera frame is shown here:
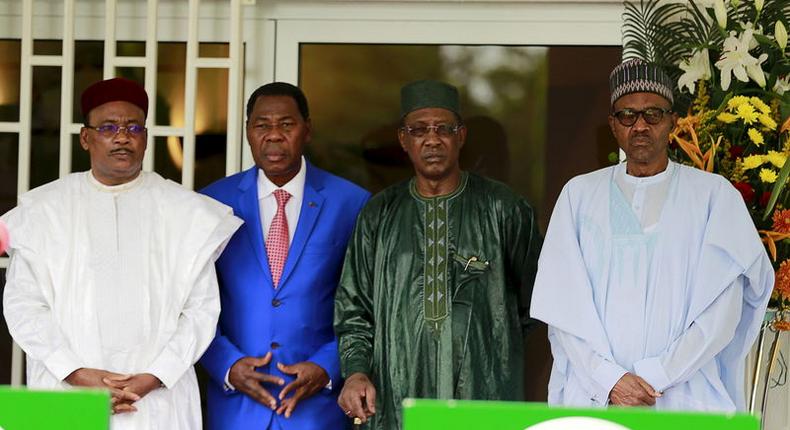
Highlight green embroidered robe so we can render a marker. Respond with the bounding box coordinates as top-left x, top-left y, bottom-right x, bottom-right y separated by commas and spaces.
334, 173, 542, 429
